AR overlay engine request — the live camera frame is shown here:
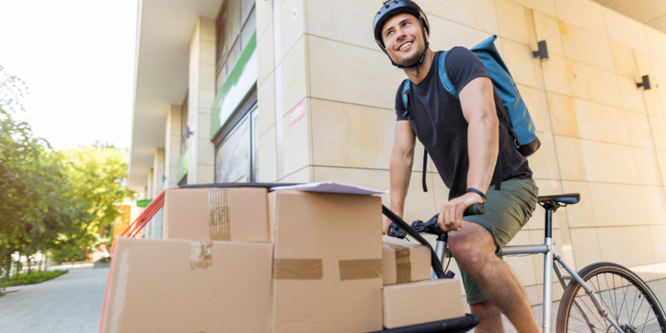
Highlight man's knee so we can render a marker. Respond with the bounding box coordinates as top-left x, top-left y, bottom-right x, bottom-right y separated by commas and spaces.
448, 222, 495, 265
